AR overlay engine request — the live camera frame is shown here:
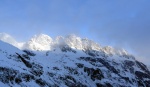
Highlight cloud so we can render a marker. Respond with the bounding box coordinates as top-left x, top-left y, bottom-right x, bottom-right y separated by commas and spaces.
0, 33, 17, 45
